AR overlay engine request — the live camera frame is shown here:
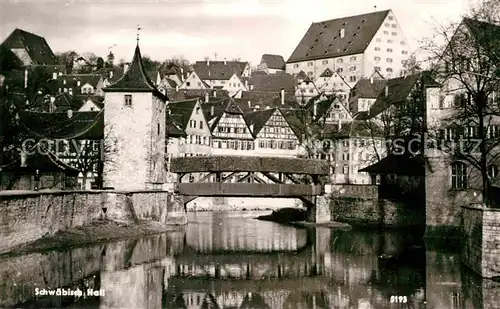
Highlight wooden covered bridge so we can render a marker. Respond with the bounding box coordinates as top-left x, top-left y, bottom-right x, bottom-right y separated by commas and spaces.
170, 156, 330, 210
